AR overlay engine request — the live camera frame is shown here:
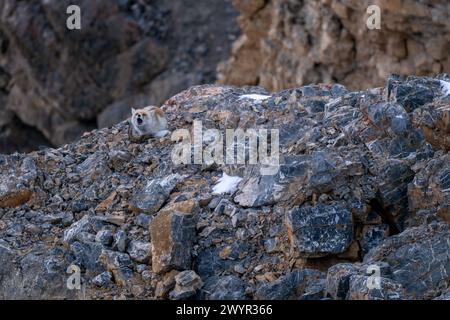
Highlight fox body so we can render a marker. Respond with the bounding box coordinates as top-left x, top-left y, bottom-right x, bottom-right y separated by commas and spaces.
130, 106, 169, 138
